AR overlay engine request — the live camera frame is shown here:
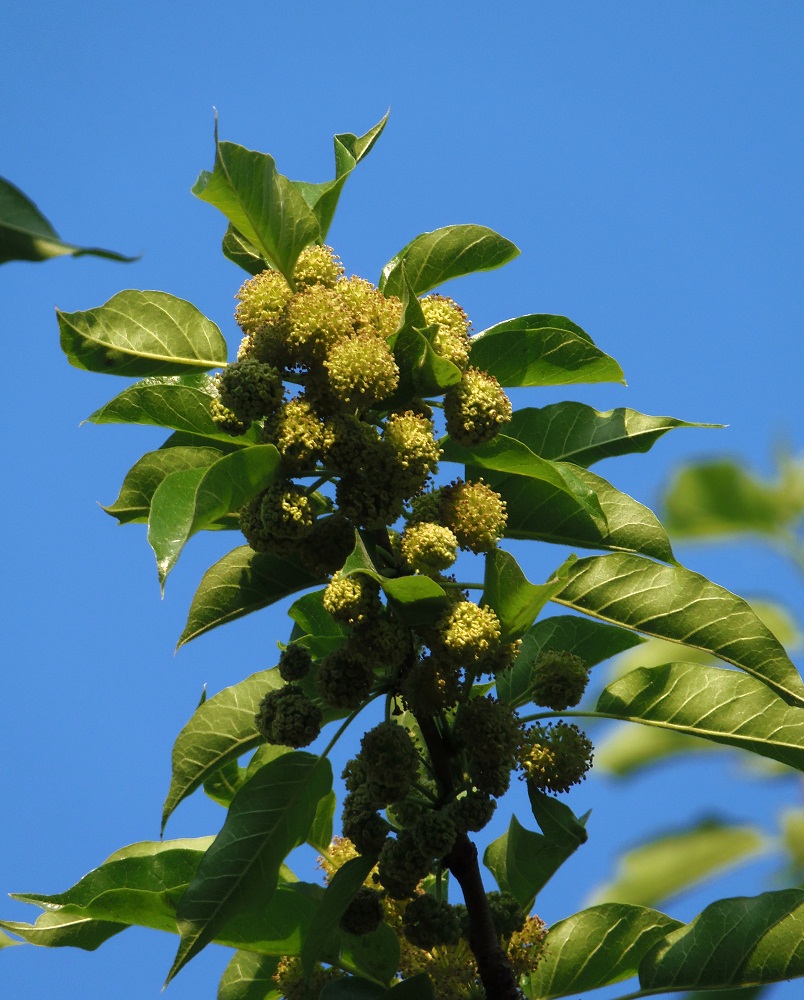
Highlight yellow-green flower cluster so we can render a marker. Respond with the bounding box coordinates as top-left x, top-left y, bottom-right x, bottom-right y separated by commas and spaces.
323, 571, 382, 625
400, 522, 459, 575
518, 721, 594, 793
445, 367, 512, 446
421, 294, 472, 370
531, 649, 590, 711
254, 684, 323, 748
